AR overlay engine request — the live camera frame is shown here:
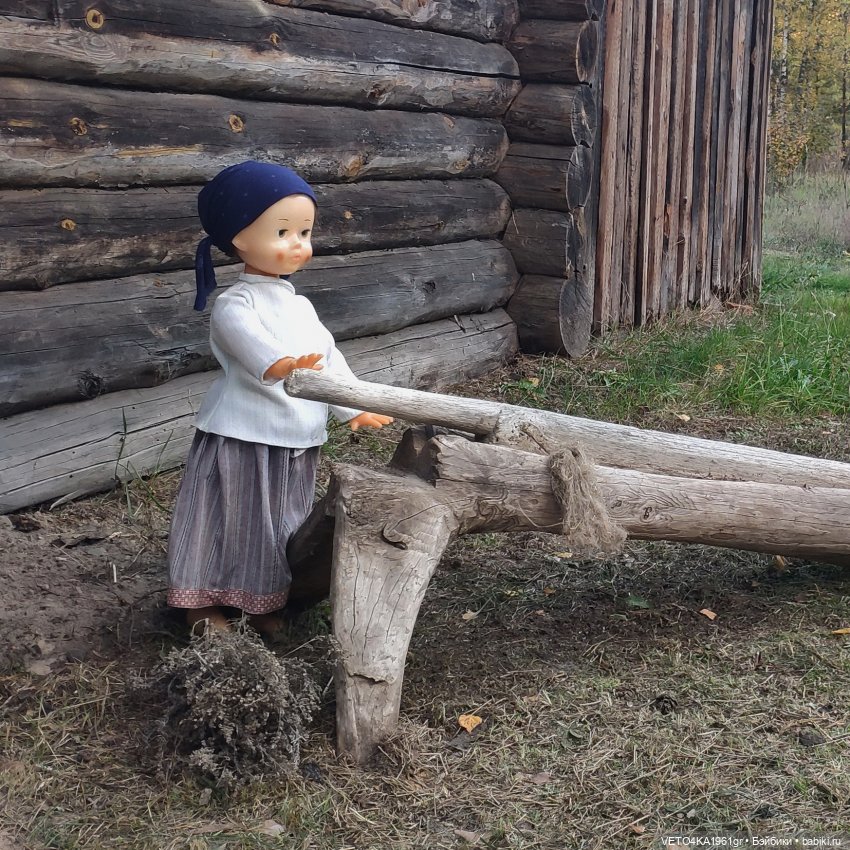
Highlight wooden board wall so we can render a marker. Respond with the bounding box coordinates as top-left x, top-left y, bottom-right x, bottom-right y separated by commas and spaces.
595, 0, 773, 330
0, 0, 523, 511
